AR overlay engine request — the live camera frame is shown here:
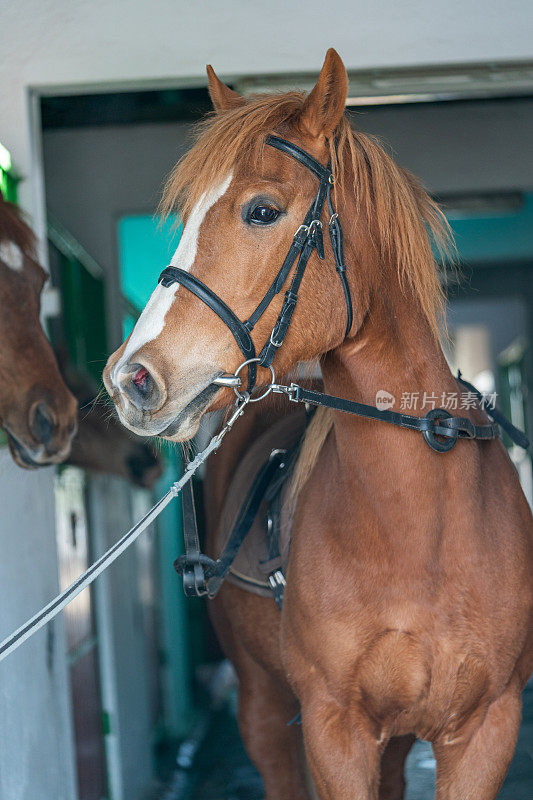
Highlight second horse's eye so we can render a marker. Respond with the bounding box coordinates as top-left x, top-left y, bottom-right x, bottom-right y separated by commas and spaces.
248, 205, 280, 225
